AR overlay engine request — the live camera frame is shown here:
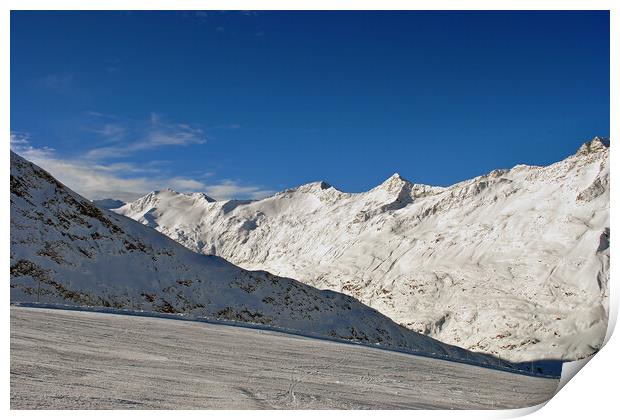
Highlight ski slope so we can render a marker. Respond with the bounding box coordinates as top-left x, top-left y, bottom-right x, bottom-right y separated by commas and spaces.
10, 307, 559, 409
